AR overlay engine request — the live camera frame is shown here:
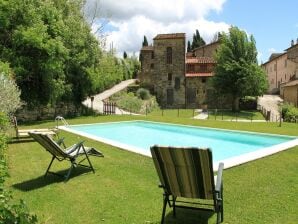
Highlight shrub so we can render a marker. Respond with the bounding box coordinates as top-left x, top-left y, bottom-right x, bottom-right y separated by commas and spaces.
0, 64, 23, 114
0, 114, 37, 223
136, 88, 150, 100
281, 103, 298, 122
116, 92, 143, 113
